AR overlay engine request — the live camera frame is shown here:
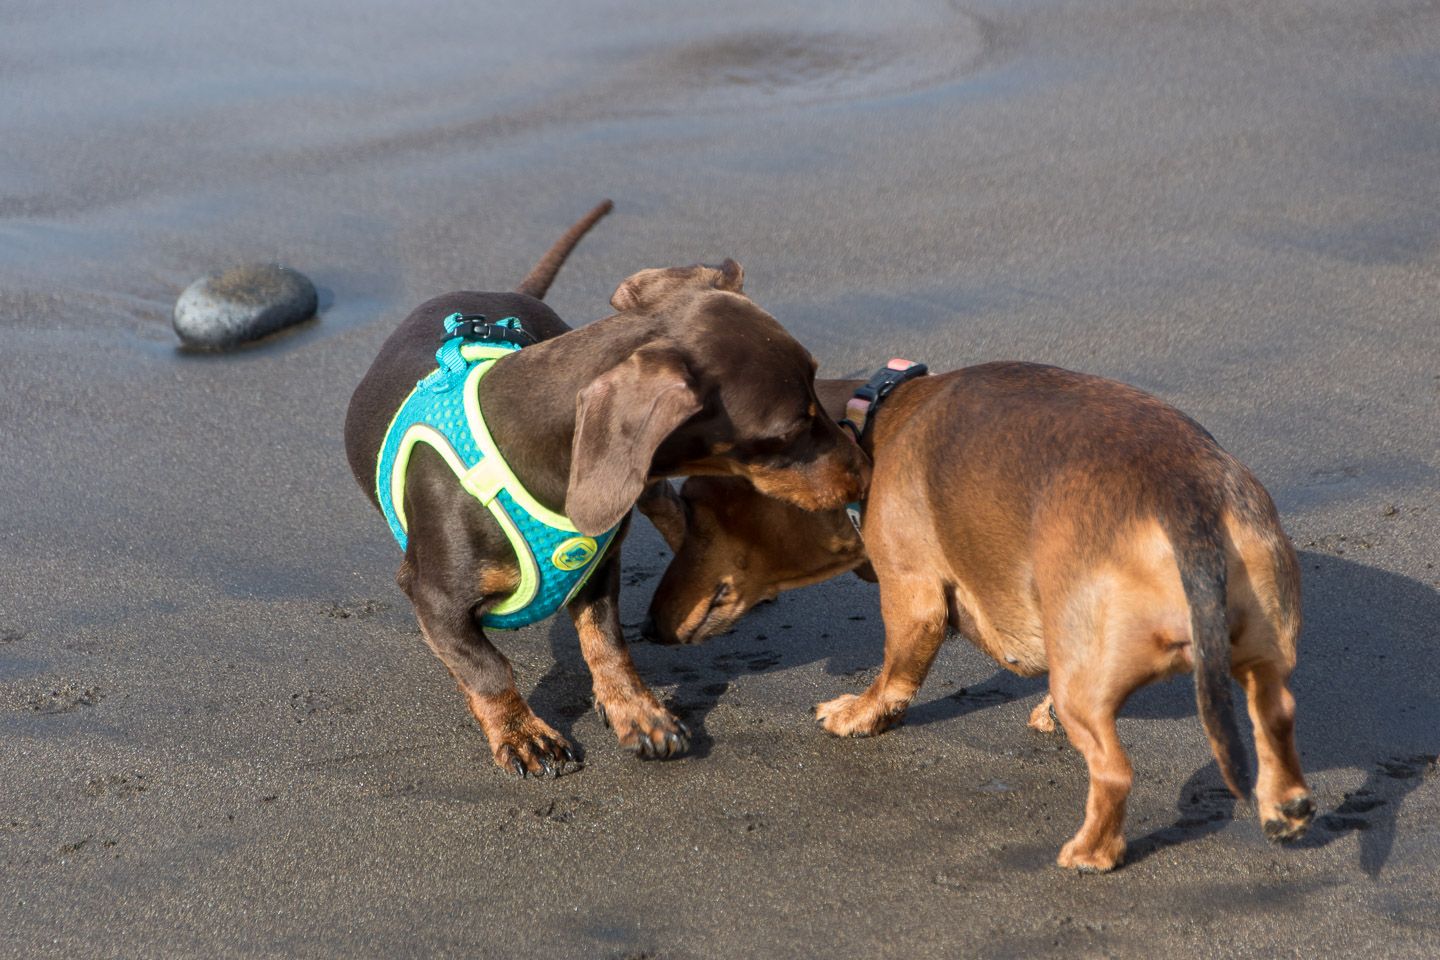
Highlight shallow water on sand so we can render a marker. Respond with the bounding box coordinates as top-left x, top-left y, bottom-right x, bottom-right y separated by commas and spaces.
1, 0, 987, 341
